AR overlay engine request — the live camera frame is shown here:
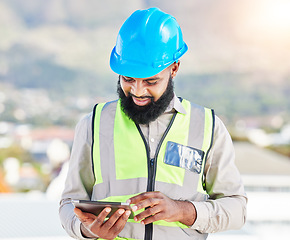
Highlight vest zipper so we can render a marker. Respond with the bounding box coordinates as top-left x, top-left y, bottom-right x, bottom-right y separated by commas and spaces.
150, 158, 154, 166
135, 112, 177, 240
